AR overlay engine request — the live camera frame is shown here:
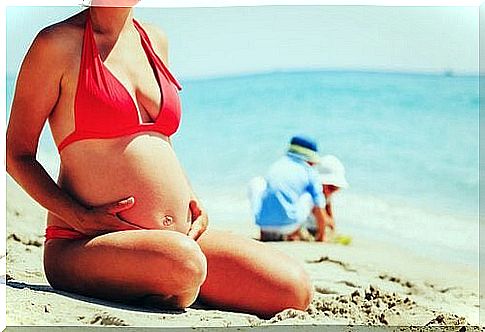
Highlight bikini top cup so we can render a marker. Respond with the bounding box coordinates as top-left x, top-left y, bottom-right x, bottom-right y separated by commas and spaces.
57, 14, 182, 153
